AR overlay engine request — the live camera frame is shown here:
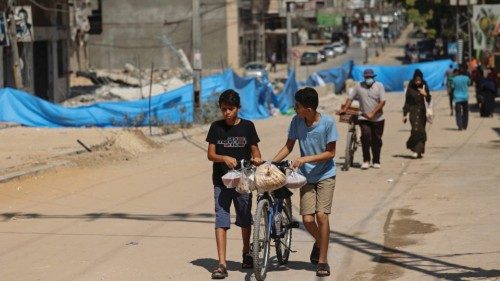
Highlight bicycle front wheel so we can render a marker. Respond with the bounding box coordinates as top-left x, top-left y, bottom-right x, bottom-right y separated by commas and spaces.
276, 197, 293, 264
253, 198, 271, 281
